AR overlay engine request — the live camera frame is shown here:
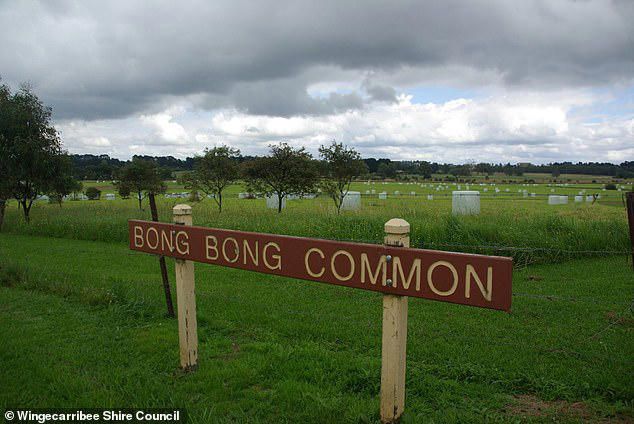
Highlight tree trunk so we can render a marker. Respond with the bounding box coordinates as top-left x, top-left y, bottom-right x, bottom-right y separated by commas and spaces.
148, 192, 175, 318
0, 199, 6, 231
278, 194, 283, 213
21, 199, 31, 223
138, 191, 143, 210
218, 192, 222, 213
